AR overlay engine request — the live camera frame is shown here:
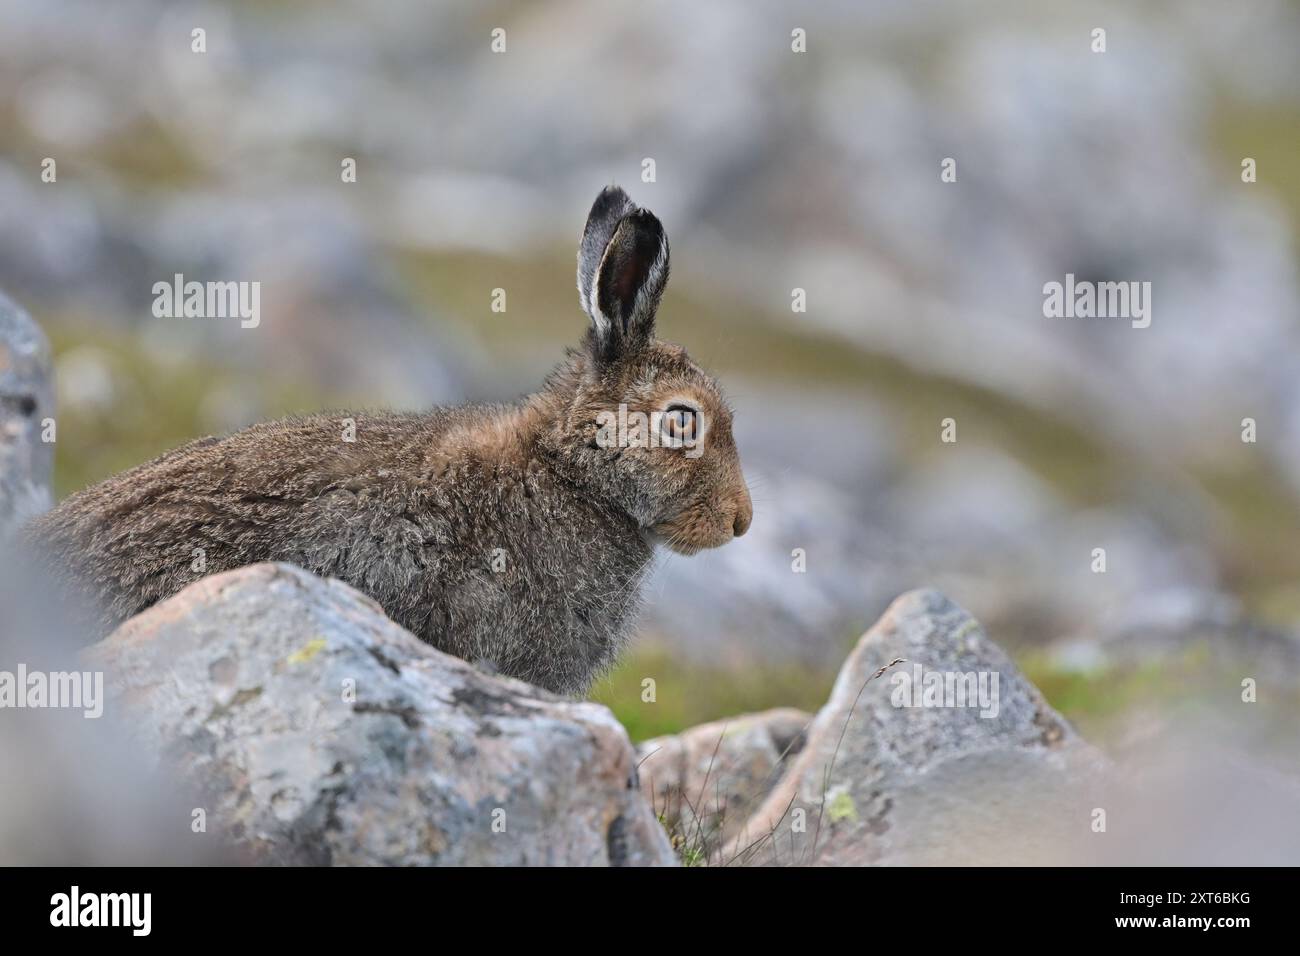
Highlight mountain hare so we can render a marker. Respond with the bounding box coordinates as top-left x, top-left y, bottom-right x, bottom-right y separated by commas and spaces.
29, 186, 752, 695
